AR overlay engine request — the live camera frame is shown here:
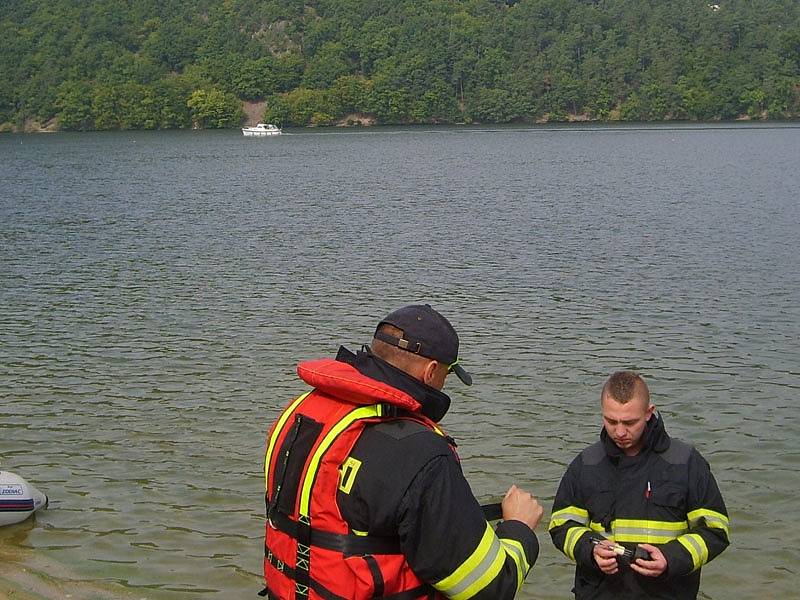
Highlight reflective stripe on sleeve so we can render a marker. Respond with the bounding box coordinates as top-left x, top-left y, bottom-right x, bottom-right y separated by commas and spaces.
677, 533, 710, 571
548, 506, 589, 529
687, 508, 730, 537
499, 538, 529, 592
563, 526, 592, 561
434, 522, 505, 600
589, 521, 606, 534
